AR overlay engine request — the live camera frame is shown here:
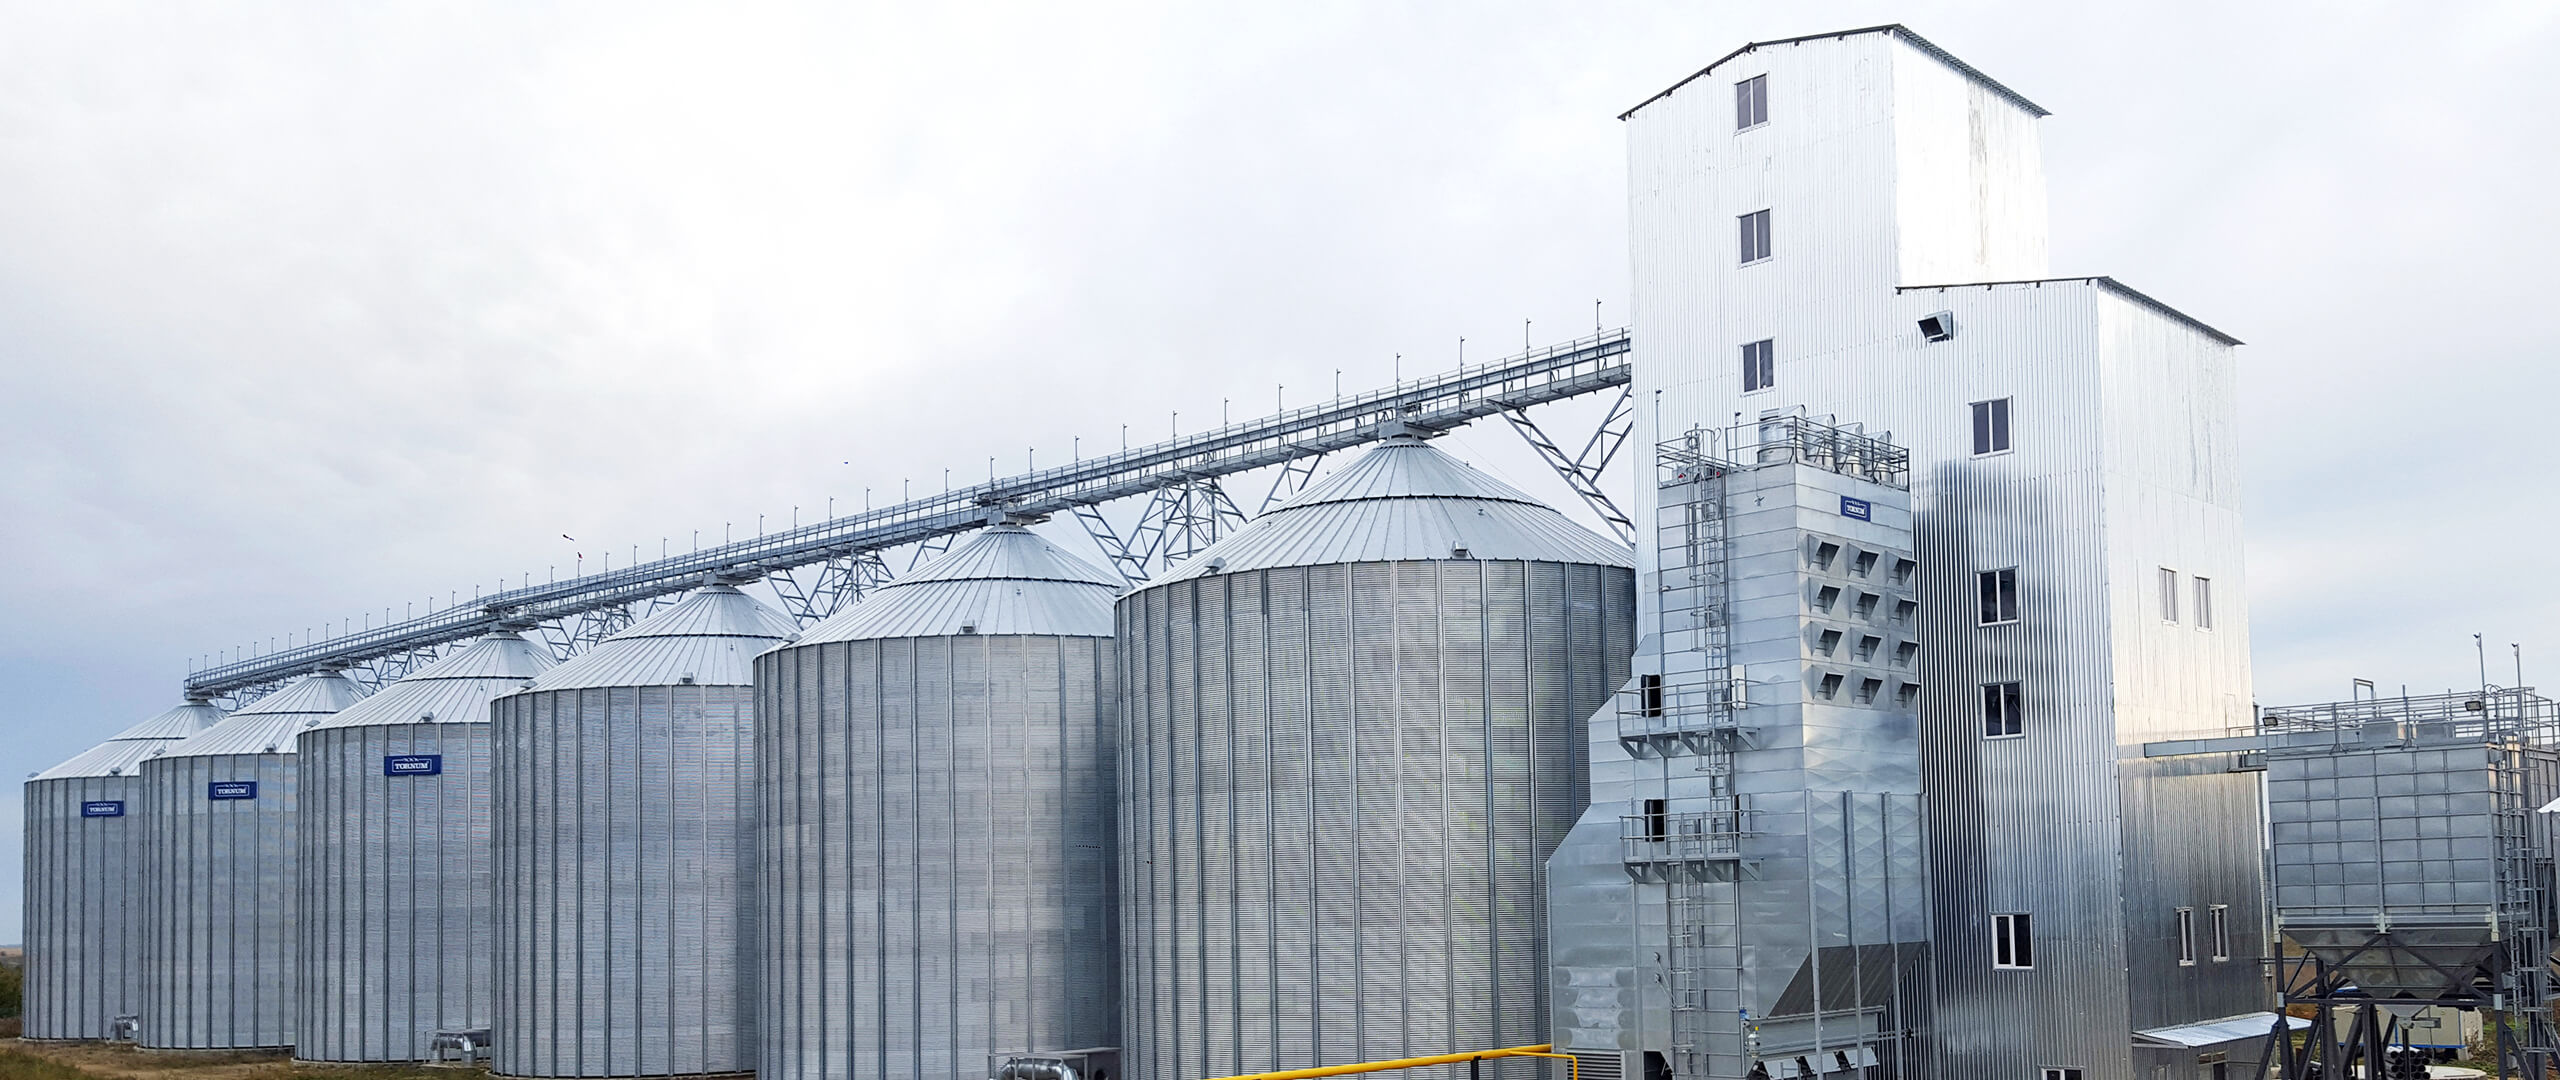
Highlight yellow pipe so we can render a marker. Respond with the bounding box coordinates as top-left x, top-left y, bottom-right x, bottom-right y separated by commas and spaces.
1201, 1044, 1571, 1080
